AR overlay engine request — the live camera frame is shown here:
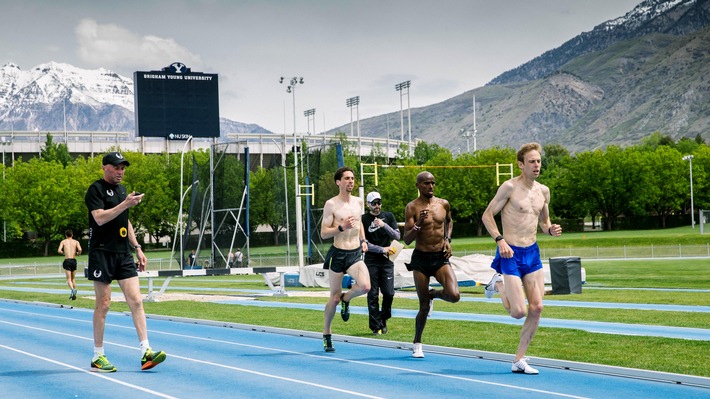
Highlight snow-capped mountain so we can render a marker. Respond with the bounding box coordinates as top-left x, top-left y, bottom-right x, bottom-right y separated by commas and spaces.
0, 61, 270, 134
0, 62, 137, 132
0, 61, 133, 111
489, 0, 708, 85
601, 0, 690, 30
